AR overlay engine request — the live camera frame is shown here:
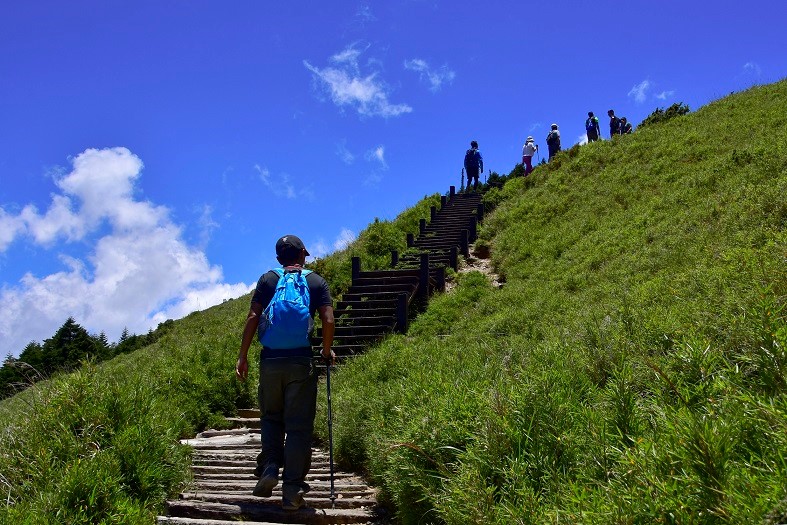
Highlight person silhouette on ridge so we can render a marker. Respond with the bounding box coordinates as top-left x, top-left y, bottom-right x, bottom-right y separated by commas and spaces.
463, 140, 484, 192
